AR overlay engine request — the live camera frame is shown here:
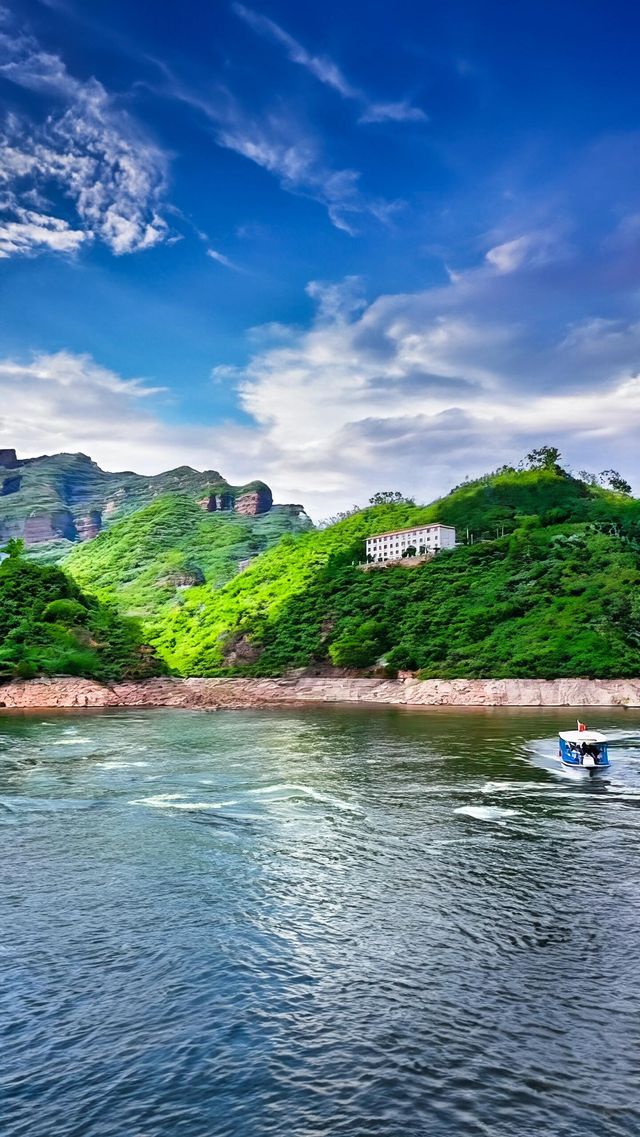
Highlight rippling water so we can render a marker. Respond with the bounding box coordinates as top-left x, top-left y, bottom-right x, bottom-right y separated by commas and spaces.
2, 706, 640, 1136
